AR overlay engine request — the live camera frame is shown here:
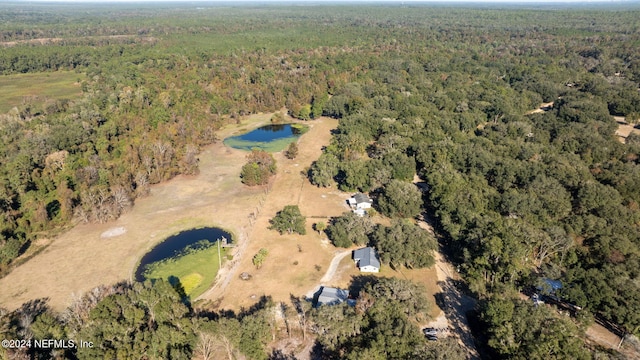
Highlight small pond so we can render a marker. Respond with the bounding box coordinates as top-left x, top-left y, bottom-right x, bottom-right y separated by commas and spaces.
135, 227, 232, 282
223, 123, 308, 151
